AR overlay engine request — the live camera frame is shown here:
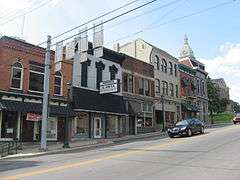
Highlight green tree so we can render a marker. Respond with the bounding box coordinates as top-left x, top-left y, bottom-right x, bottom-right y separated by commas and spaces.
207, 77, 221, 123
